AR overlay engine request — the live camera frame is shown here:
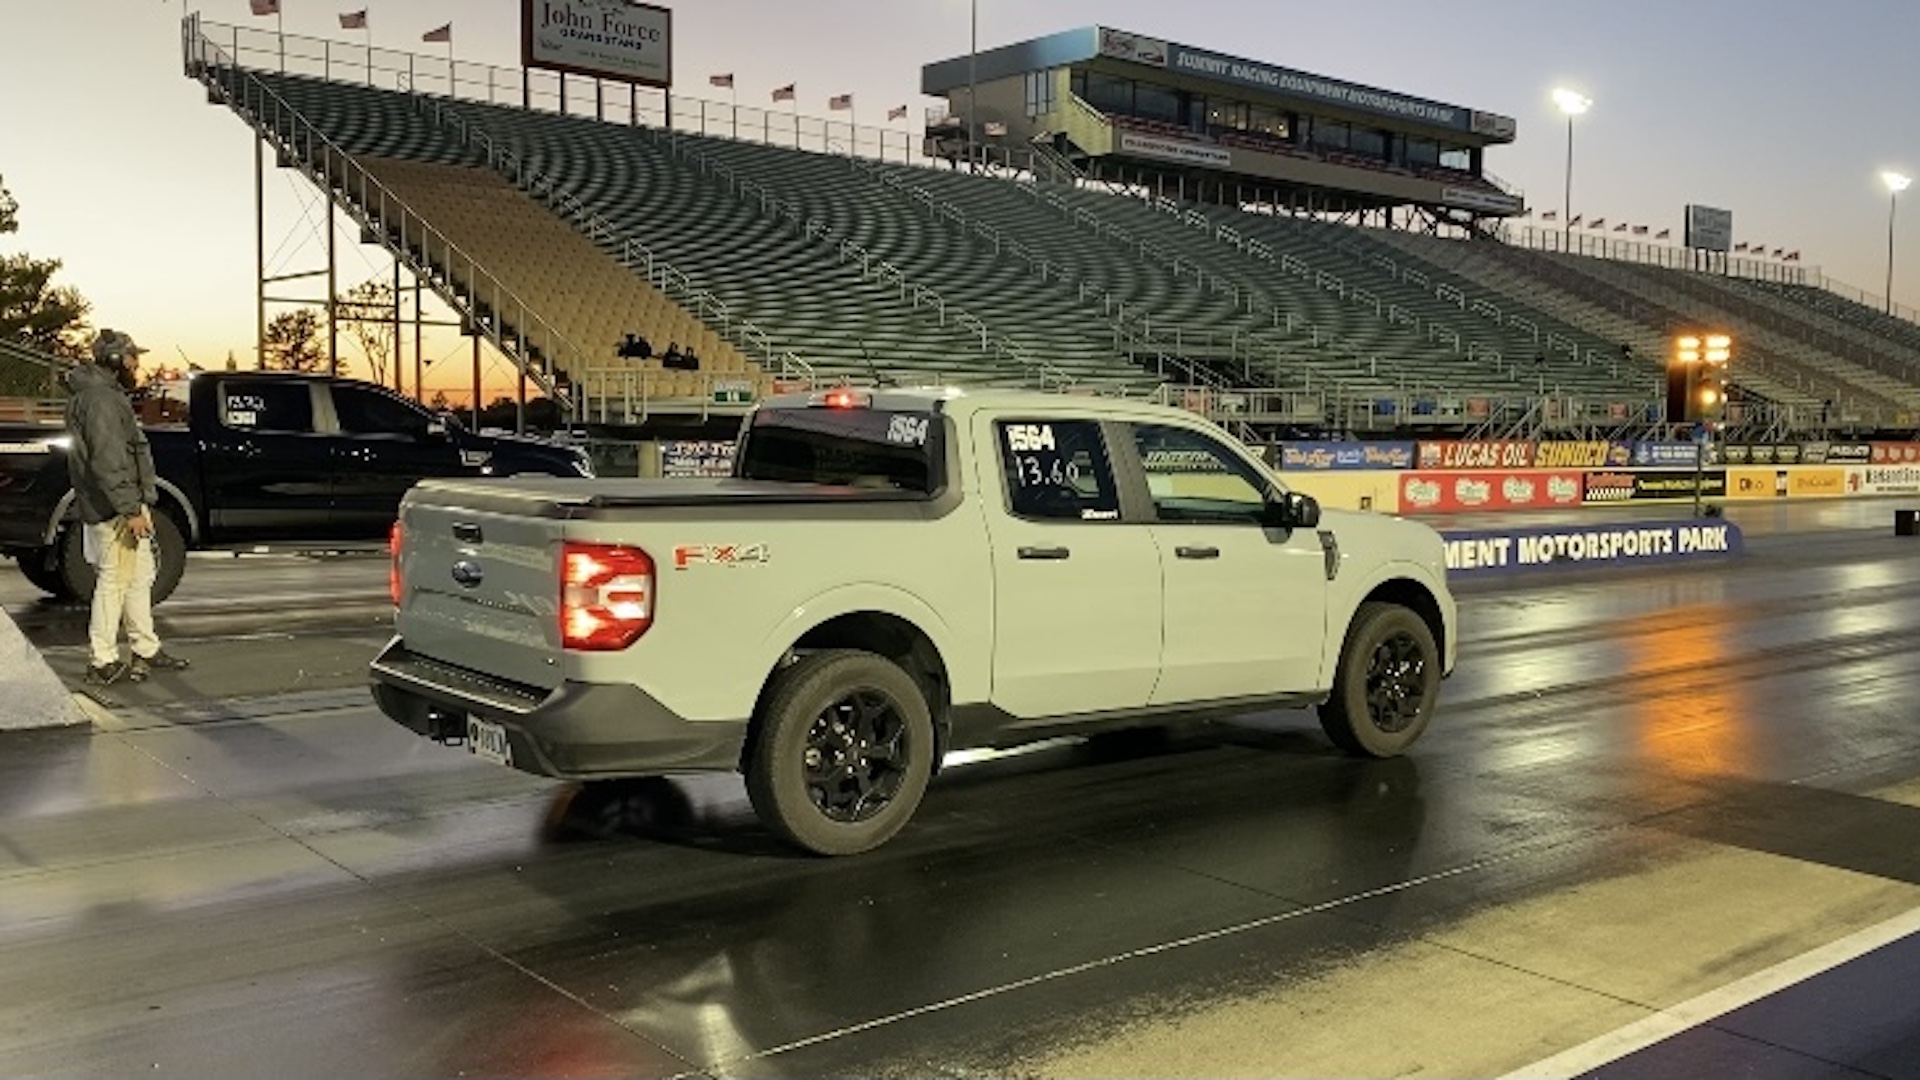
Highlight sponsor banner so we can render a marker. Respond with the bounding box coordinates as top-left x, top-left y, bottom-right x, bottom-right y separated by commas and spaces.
1398, 470, 1584, 514
1097, 27, 1169, 66
1117, 131, 1233, 168
1794, 441, 1871, 465
1718, 443, 1803, 466
1725, 467, 1843, 498
1469, 111, 1517, 140
1165, 42, 1471, 131
1848, 464, 1920, 495
1727, 467, 1786, 499
523, 0, 672, 88
1533, 440, 1628, 469
1442, 519, 1743, 576
1277, 440, 1417, 471
1629, 441, 1706, 467
1583, 470, 1727, 503
1417, 440, 1534, 470
1870, 442, 1920, 464
659, 439, 735, 478
1685, 204, 1733, 254
1442, 186, 1524, 214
